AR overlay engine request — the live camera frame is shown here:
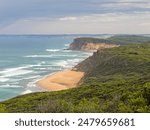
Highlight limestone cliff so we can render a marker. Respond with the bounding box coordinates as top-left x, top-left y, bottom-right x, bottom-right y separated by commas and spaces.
68, 37, 119, 51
